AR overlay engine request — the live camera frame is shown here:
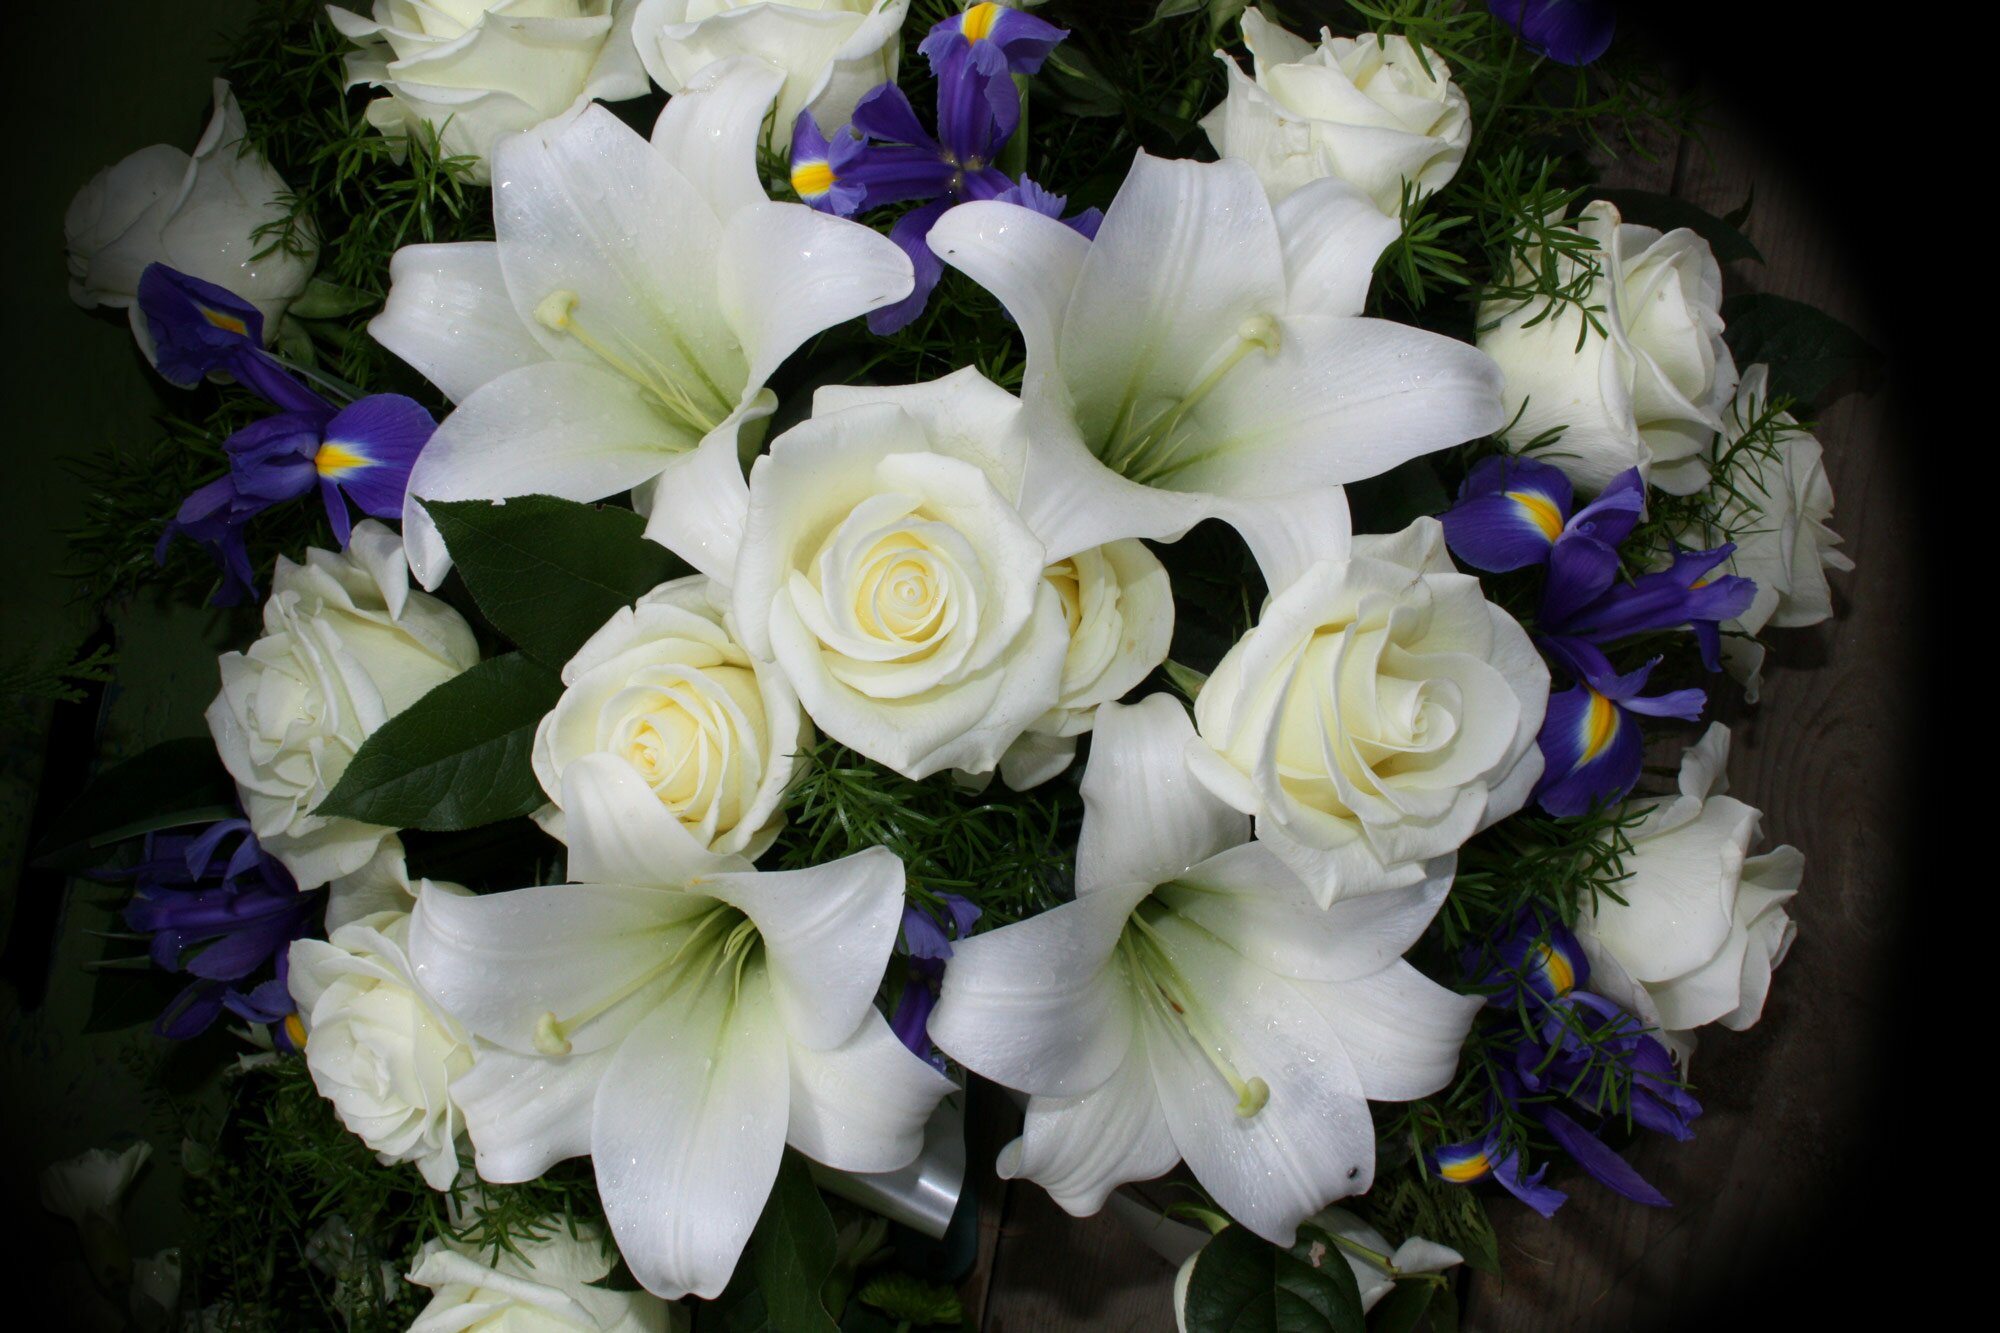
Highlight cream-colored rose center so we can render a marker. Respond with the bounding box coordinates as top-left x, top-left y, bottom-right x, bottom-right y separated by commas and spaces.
1270, 622, 1464, 819
855, 535, 949, 645
605, 665, 765, 829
